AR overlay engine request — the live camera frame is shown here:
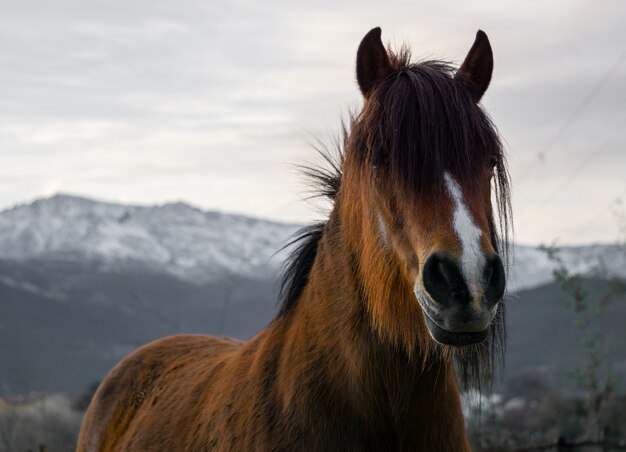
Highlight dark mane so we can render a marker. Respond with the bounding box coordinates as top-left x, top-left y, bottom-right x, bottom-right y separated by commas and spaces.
359, 50, 505, 195
277, 50, 512, 387
277, 223, 325, 317
364, 49, 511, 257
278, 128, 345, 316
